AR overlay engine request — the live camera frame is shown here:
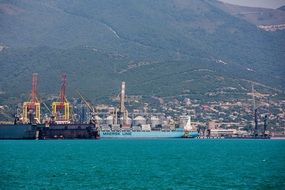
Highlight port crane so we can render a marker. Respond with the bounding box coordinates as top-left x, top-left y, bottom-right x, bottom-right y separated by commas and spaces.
76, 90, 98, 124
22, 73, 40, 124
51, 74, 70, 123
